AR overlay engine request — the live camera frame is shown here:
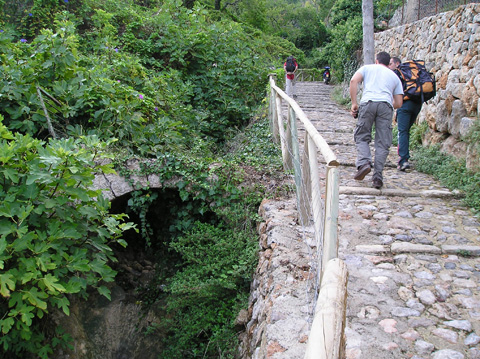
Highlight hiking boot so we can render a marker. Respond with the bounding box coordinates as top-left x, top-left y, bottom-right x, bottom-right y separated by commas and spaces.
398, 161, 411, 172
372, 178, 383, 189
354, 163, 371, 181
